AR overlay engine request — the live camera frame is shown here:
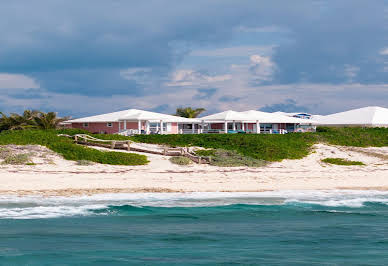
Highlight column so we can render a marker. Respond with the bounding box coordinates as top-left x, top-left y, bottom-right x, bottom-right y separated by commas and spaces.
232, 121, 236, 131
242, 122, 245, 131
146, 121, 150, 134
201, 121, 205, 133
124, 120, 127, 130
192, 123, 195, 134
118, 121, 121, 132
160, 120, 164, 134
256, 121, 260, 134
224, 121, 228, 133
138, 120, 141, 133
